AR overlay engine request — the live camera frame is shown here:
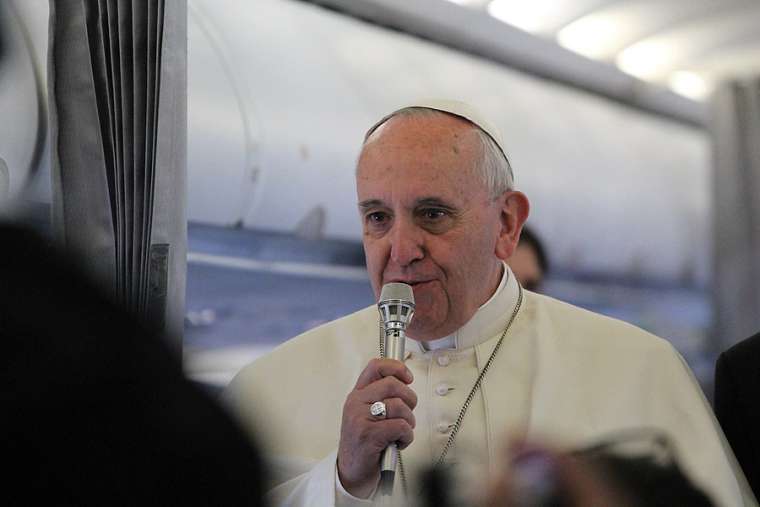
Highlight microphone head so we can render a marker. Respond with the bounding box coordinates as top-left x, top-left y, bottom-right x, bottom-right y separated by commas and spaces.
378, 283, 415, 330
